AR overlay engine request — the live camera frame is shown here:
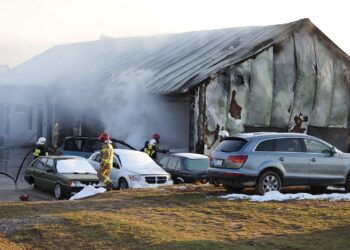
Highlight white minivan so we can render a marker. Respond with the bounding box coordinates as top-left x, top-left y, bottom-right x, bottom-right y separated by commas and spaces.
88, 149, 173, 189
